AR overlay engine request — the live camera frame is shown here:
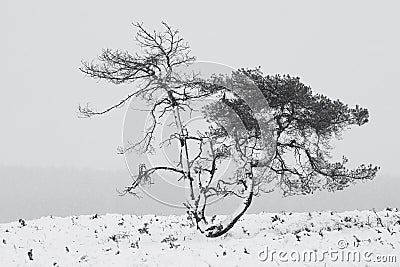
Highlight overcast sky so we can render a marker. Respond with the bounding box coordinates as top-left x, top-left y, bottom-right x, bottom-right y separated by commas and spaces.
1, 0, 399, 223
